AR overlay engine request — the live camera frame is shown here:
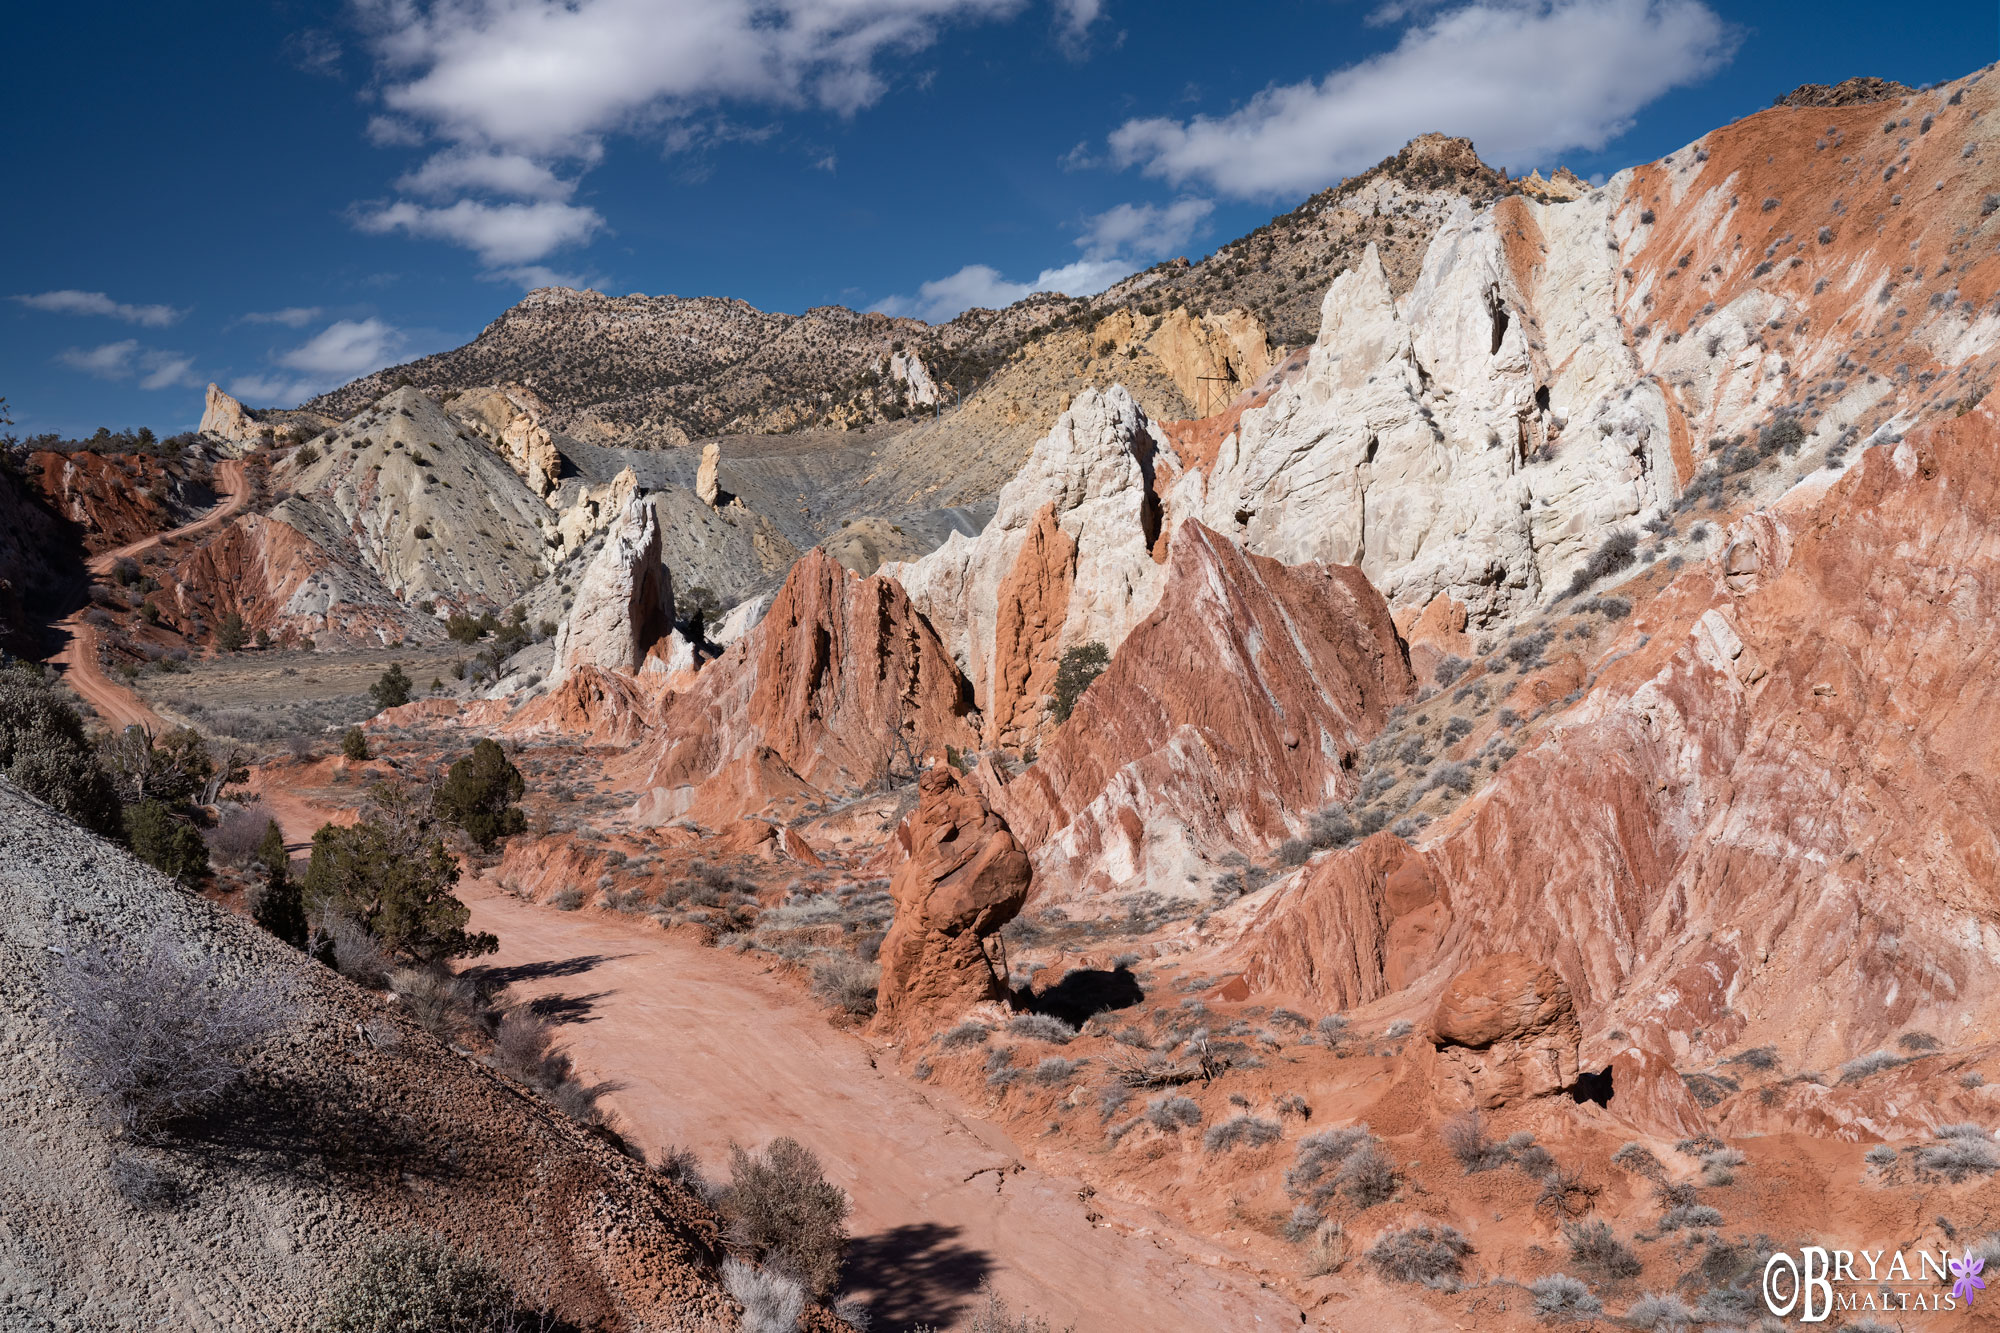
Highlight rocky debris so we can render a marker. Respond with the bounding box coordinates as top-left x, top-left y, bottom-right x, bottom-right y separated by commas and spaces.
819, 516, 932, 578
1428, 953, 1582, 1111
632, 550, 977, 826
1773, 76, 1914, 107
694, 441, 723, 506
992, 521, 1412, 899
1514, 167, 1588, 202
552, 495, 674, 680
874, 765, 1032, 1033
198, 383, 275, 454
446, 383, 562, 497
0, 778, 740, 1331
